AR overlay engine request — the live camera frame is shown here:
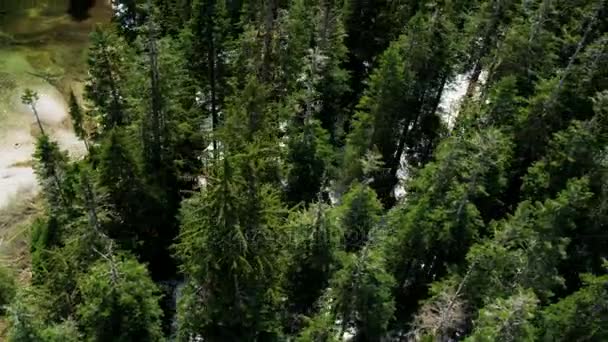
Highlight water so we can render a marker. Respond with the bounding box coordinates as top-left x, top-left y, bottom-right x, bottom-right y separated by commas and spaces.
0, 0, 111, 207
